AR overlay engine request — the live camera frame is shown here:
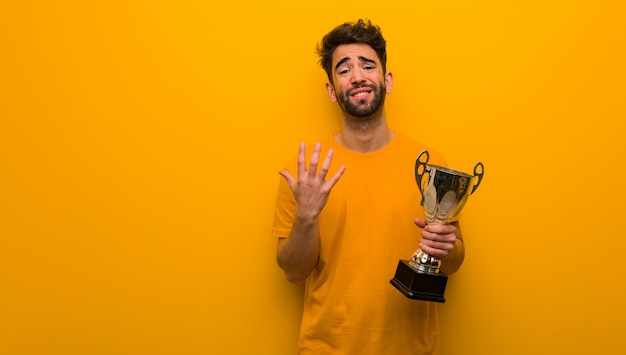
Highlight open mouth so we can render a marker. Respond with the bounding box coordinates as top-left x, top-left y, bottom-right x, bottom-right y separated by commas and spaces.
350, 87, 373, 98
